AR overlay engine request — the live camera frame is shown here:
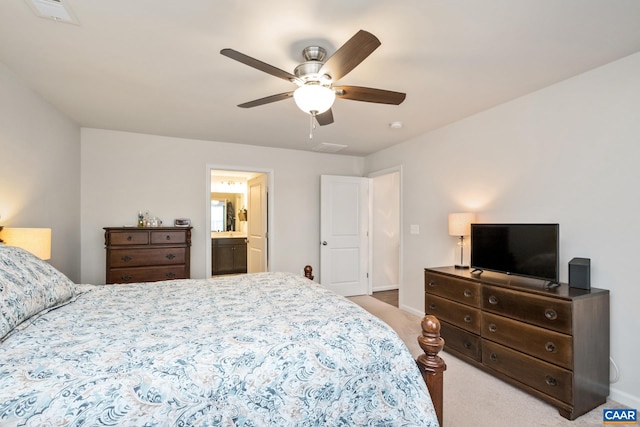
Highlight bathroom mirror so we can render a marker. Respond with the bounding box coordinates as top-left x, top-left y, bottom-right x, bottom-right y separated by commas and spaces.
211, 192, 245, 232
